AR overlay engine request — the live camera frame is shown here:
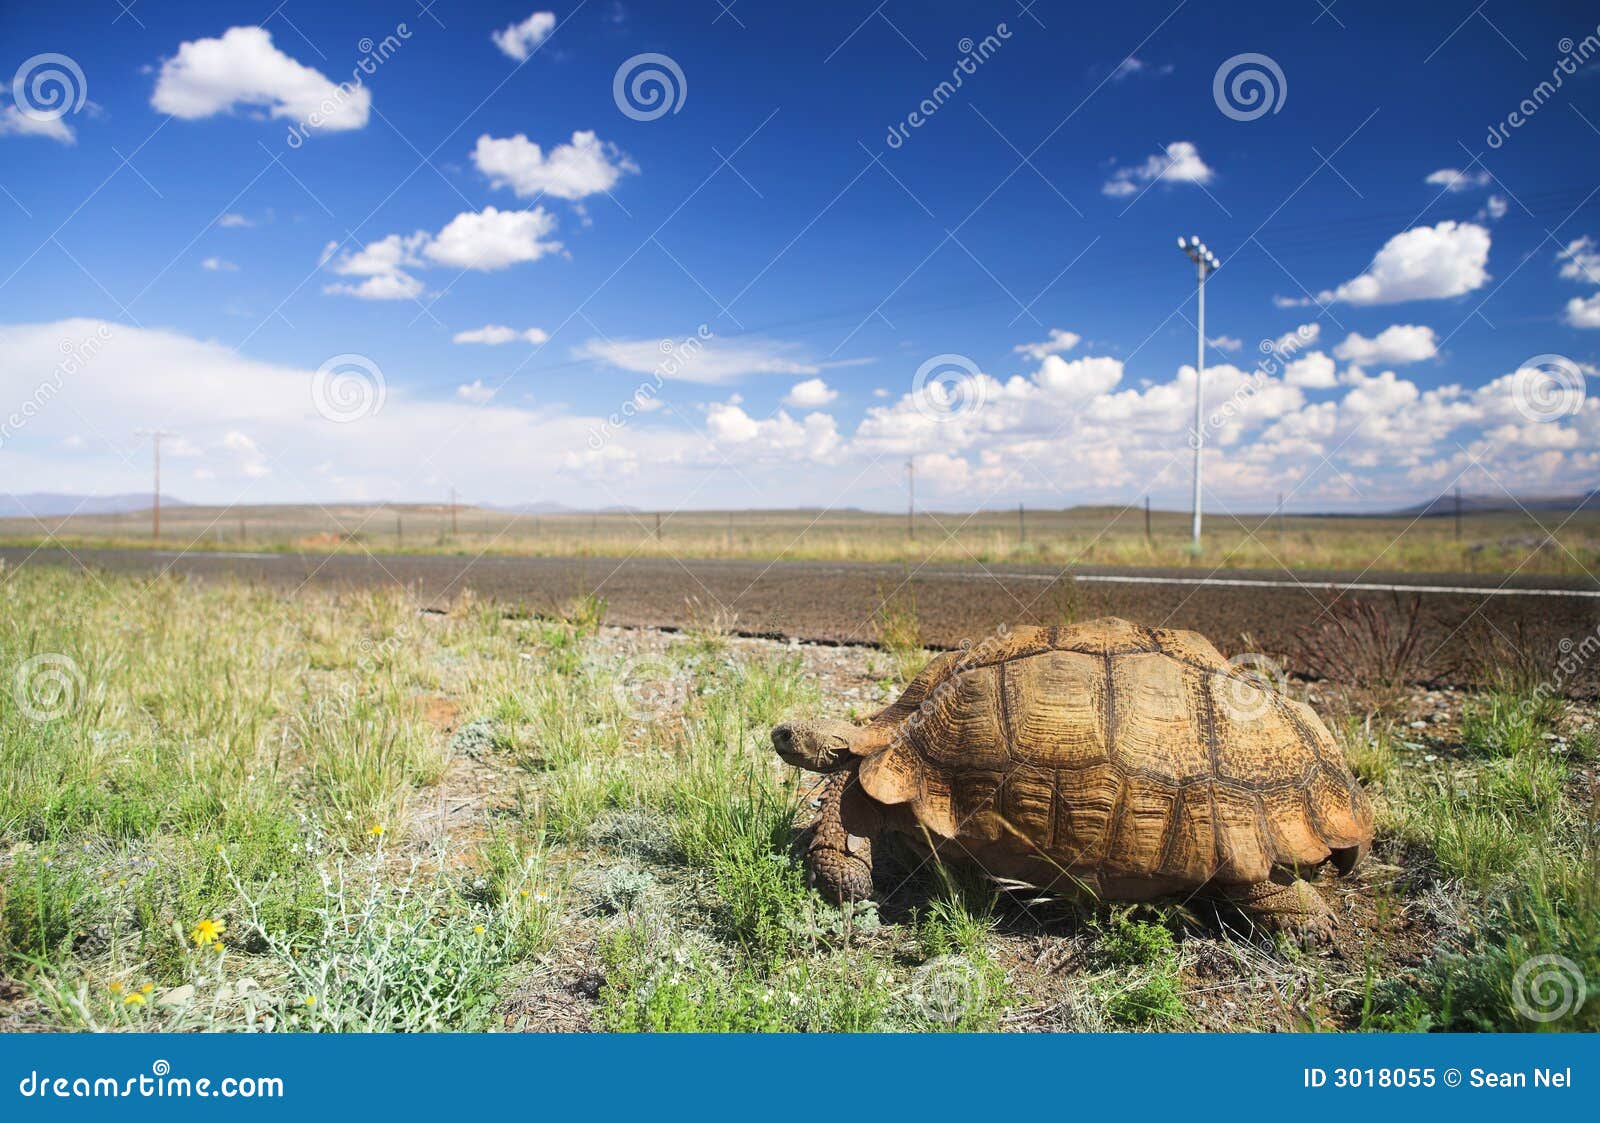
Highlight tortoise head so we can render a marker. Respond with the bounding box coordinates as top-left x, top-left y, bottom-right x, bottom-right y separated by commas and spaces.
771, 719, 860, 772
